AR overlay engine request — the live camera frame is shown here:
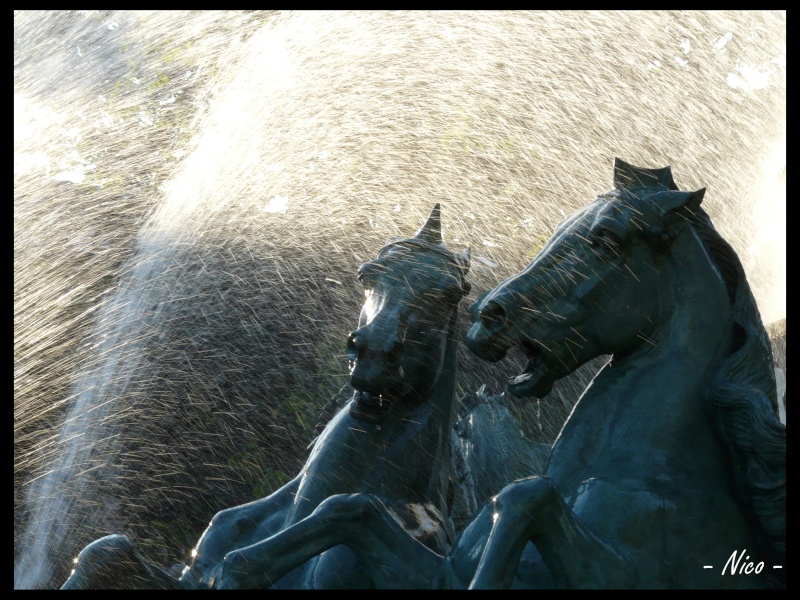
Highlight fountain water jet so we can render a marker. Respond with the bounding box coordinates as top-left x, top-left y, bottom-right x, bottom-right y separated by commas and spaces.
15, 10, 785, 589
